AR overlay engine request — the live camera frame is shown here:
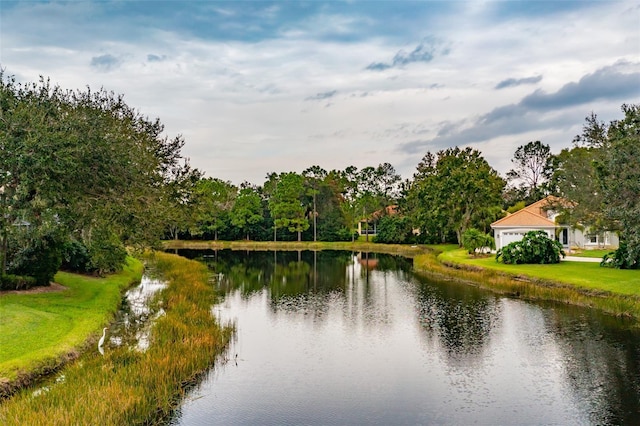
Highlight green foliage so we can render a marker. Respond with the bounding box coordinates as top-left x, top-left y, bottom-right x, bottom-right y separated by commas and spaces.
86, 229, 128, 275
462, 228, 494, 255
268, 172, 309, 241
0, 274, 37, 291
61, 238, 91, 272
7, 235, 63, 286
601, 241, 639, 269
407, 147, 505, 245
596, 104, 640, 269
496, 231, 565, 264
230, 186, 264, 240
374, 215, 412, 244
193, 178, 237, 240
506, 201, 526, 214
552, 104, 640, 268
0, 72, 192, 281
